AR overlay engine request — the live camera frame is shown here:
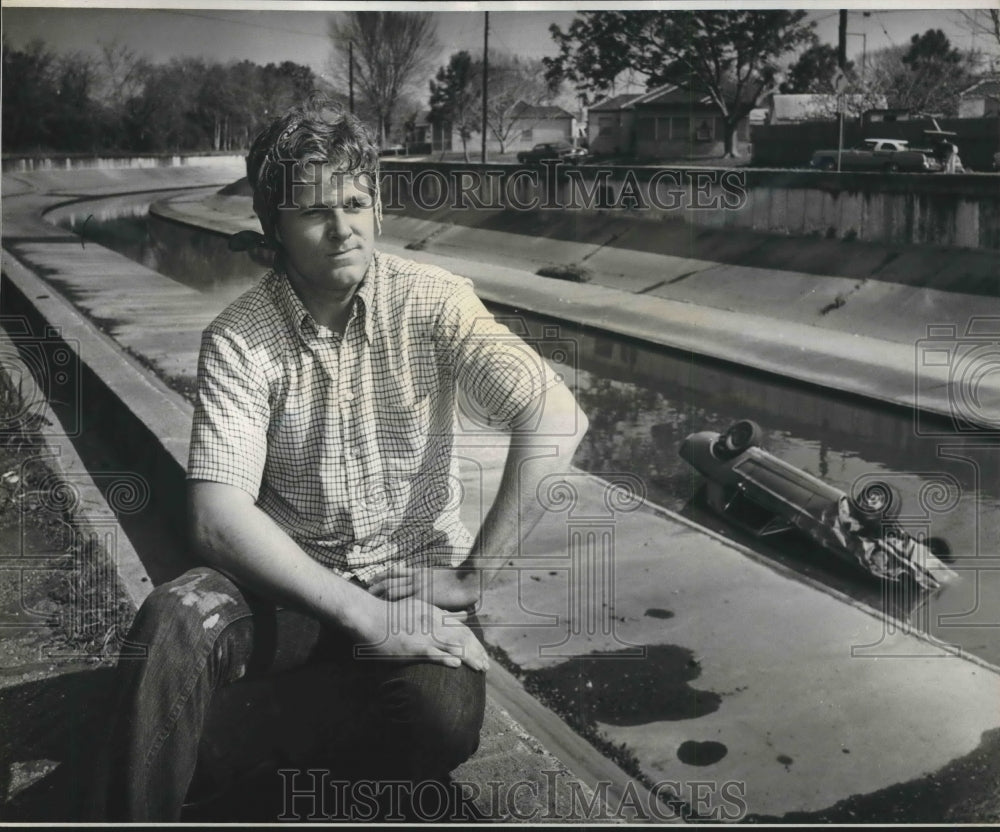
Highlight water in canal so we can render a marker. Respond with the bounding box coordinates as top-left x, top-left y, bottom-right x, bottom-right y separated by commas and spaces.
58, 200, 1000, 673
